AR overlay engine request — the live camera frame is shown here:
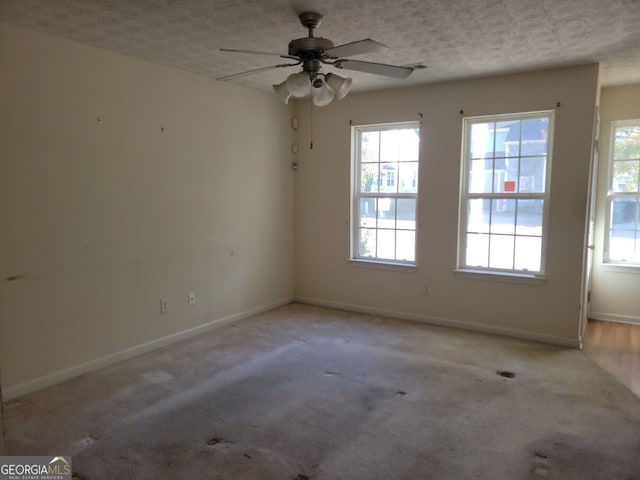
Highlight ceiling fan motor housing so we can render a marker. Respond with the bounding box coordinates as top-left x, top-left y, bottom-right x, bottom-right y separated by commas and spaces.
288, 37, 334, 58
